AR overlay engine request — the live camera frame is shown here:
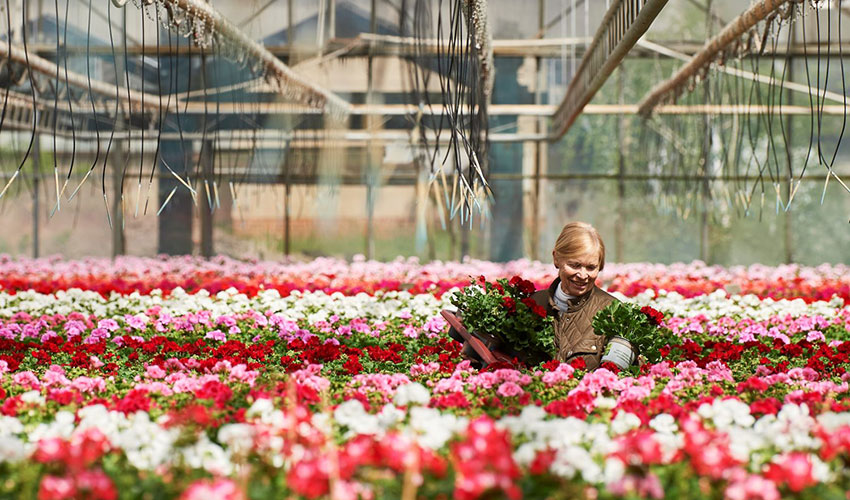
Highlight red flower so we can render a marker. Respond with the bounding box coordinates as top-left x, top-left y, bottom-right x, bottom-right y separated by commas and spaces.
195, 380, 233, 408
518, 279, 536, 296
599, 361, 621, 374
529, 448, 557, 475
501, 296, 516, 313
640, 306, 665, 326
343, 355, 363, 375
541, 360, 561, 371
430, 392, 471, 409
